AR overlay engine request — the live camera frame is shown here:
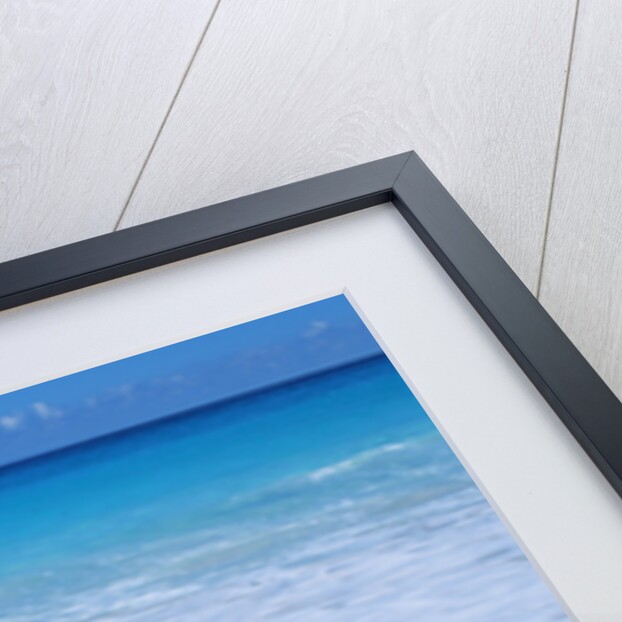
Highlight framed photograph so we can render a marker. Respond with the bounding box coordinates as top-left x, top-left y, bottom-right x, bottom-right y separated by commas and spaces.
1, 152, 620, 620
